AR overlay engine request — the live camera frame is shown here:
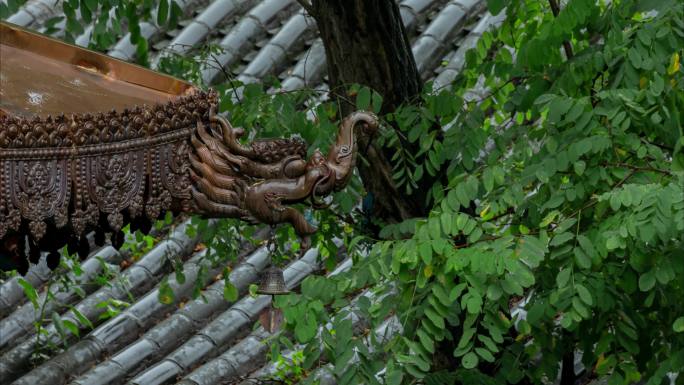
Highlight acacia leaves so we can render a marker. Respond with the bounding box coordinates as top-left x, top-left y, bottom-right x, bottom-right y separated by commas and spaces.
268, 0, 684, 383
